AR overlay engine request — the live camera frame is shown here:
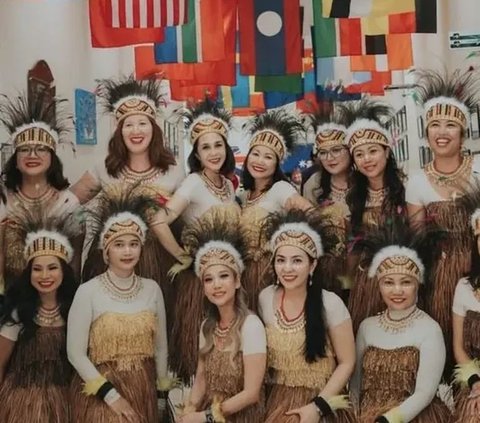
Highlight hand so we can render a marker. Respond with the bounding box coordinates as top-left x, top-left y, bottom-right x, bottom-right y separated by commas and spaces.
467, 382, 480, 416
285, 402, 320, 423
108, 397, 141, 423
176, 411, 206, 423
